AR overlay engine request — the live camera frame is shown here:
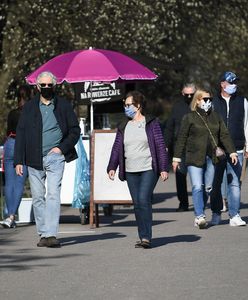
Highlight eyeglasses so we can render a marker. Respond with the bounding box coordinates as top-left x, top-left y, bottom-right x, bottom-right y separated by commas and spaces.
123, 103, 135, 108
202, 97, 213, 102
38, 83, 54, 88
